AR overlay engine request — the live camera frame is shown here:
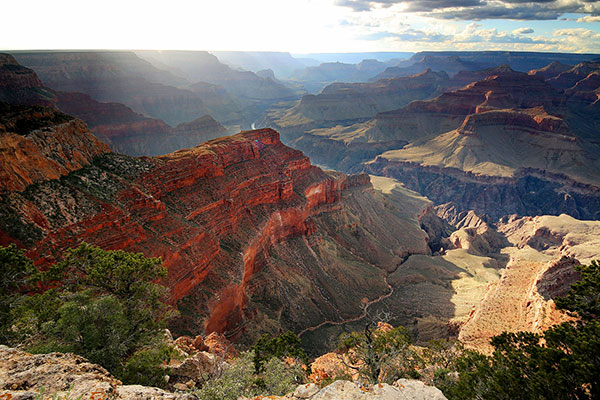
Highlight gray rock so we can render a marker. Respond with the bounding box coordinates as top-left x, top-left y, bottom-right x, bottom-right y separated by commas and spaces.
284, 379, 447, 400
293, 383, 320, 398
394, 379, 447, 400
0, 346, 194, 400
